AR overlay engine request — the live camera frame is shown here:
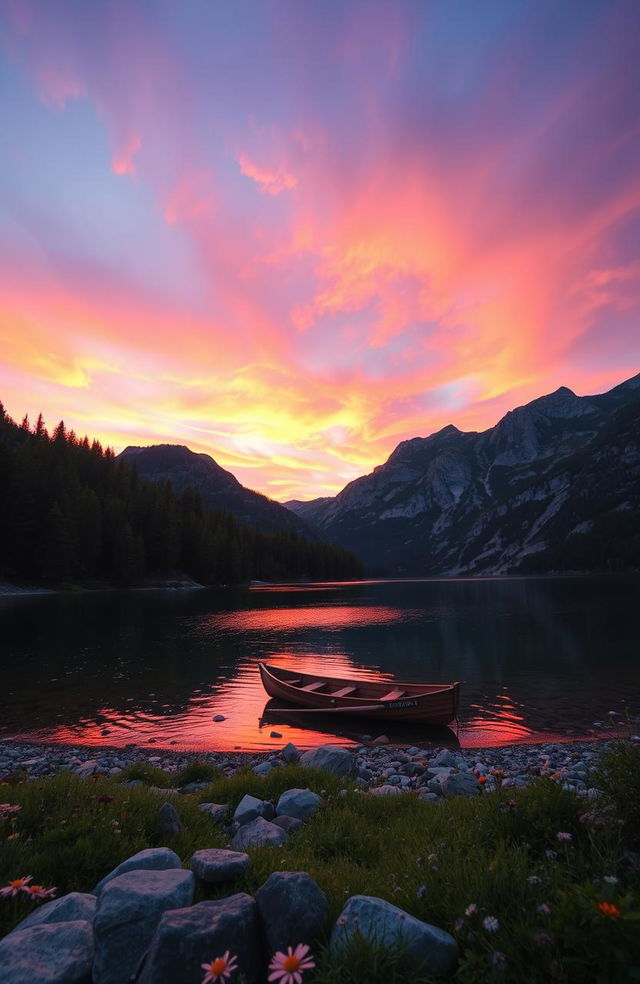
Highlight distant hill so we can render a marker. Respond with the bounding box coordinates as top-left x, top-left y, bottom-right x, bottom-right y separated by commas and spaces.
119, 444, 312, 537
285, 373, 640, 575
0, 412, 363, 587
